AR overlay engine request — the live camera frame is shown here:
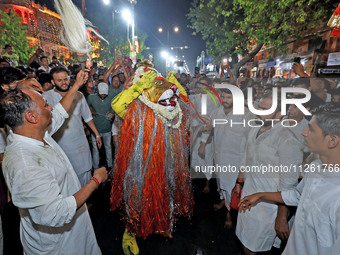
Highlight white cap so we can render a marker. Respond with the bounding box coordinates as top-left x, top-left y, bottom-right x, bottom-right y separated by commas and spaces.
98, 82, 108, 95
